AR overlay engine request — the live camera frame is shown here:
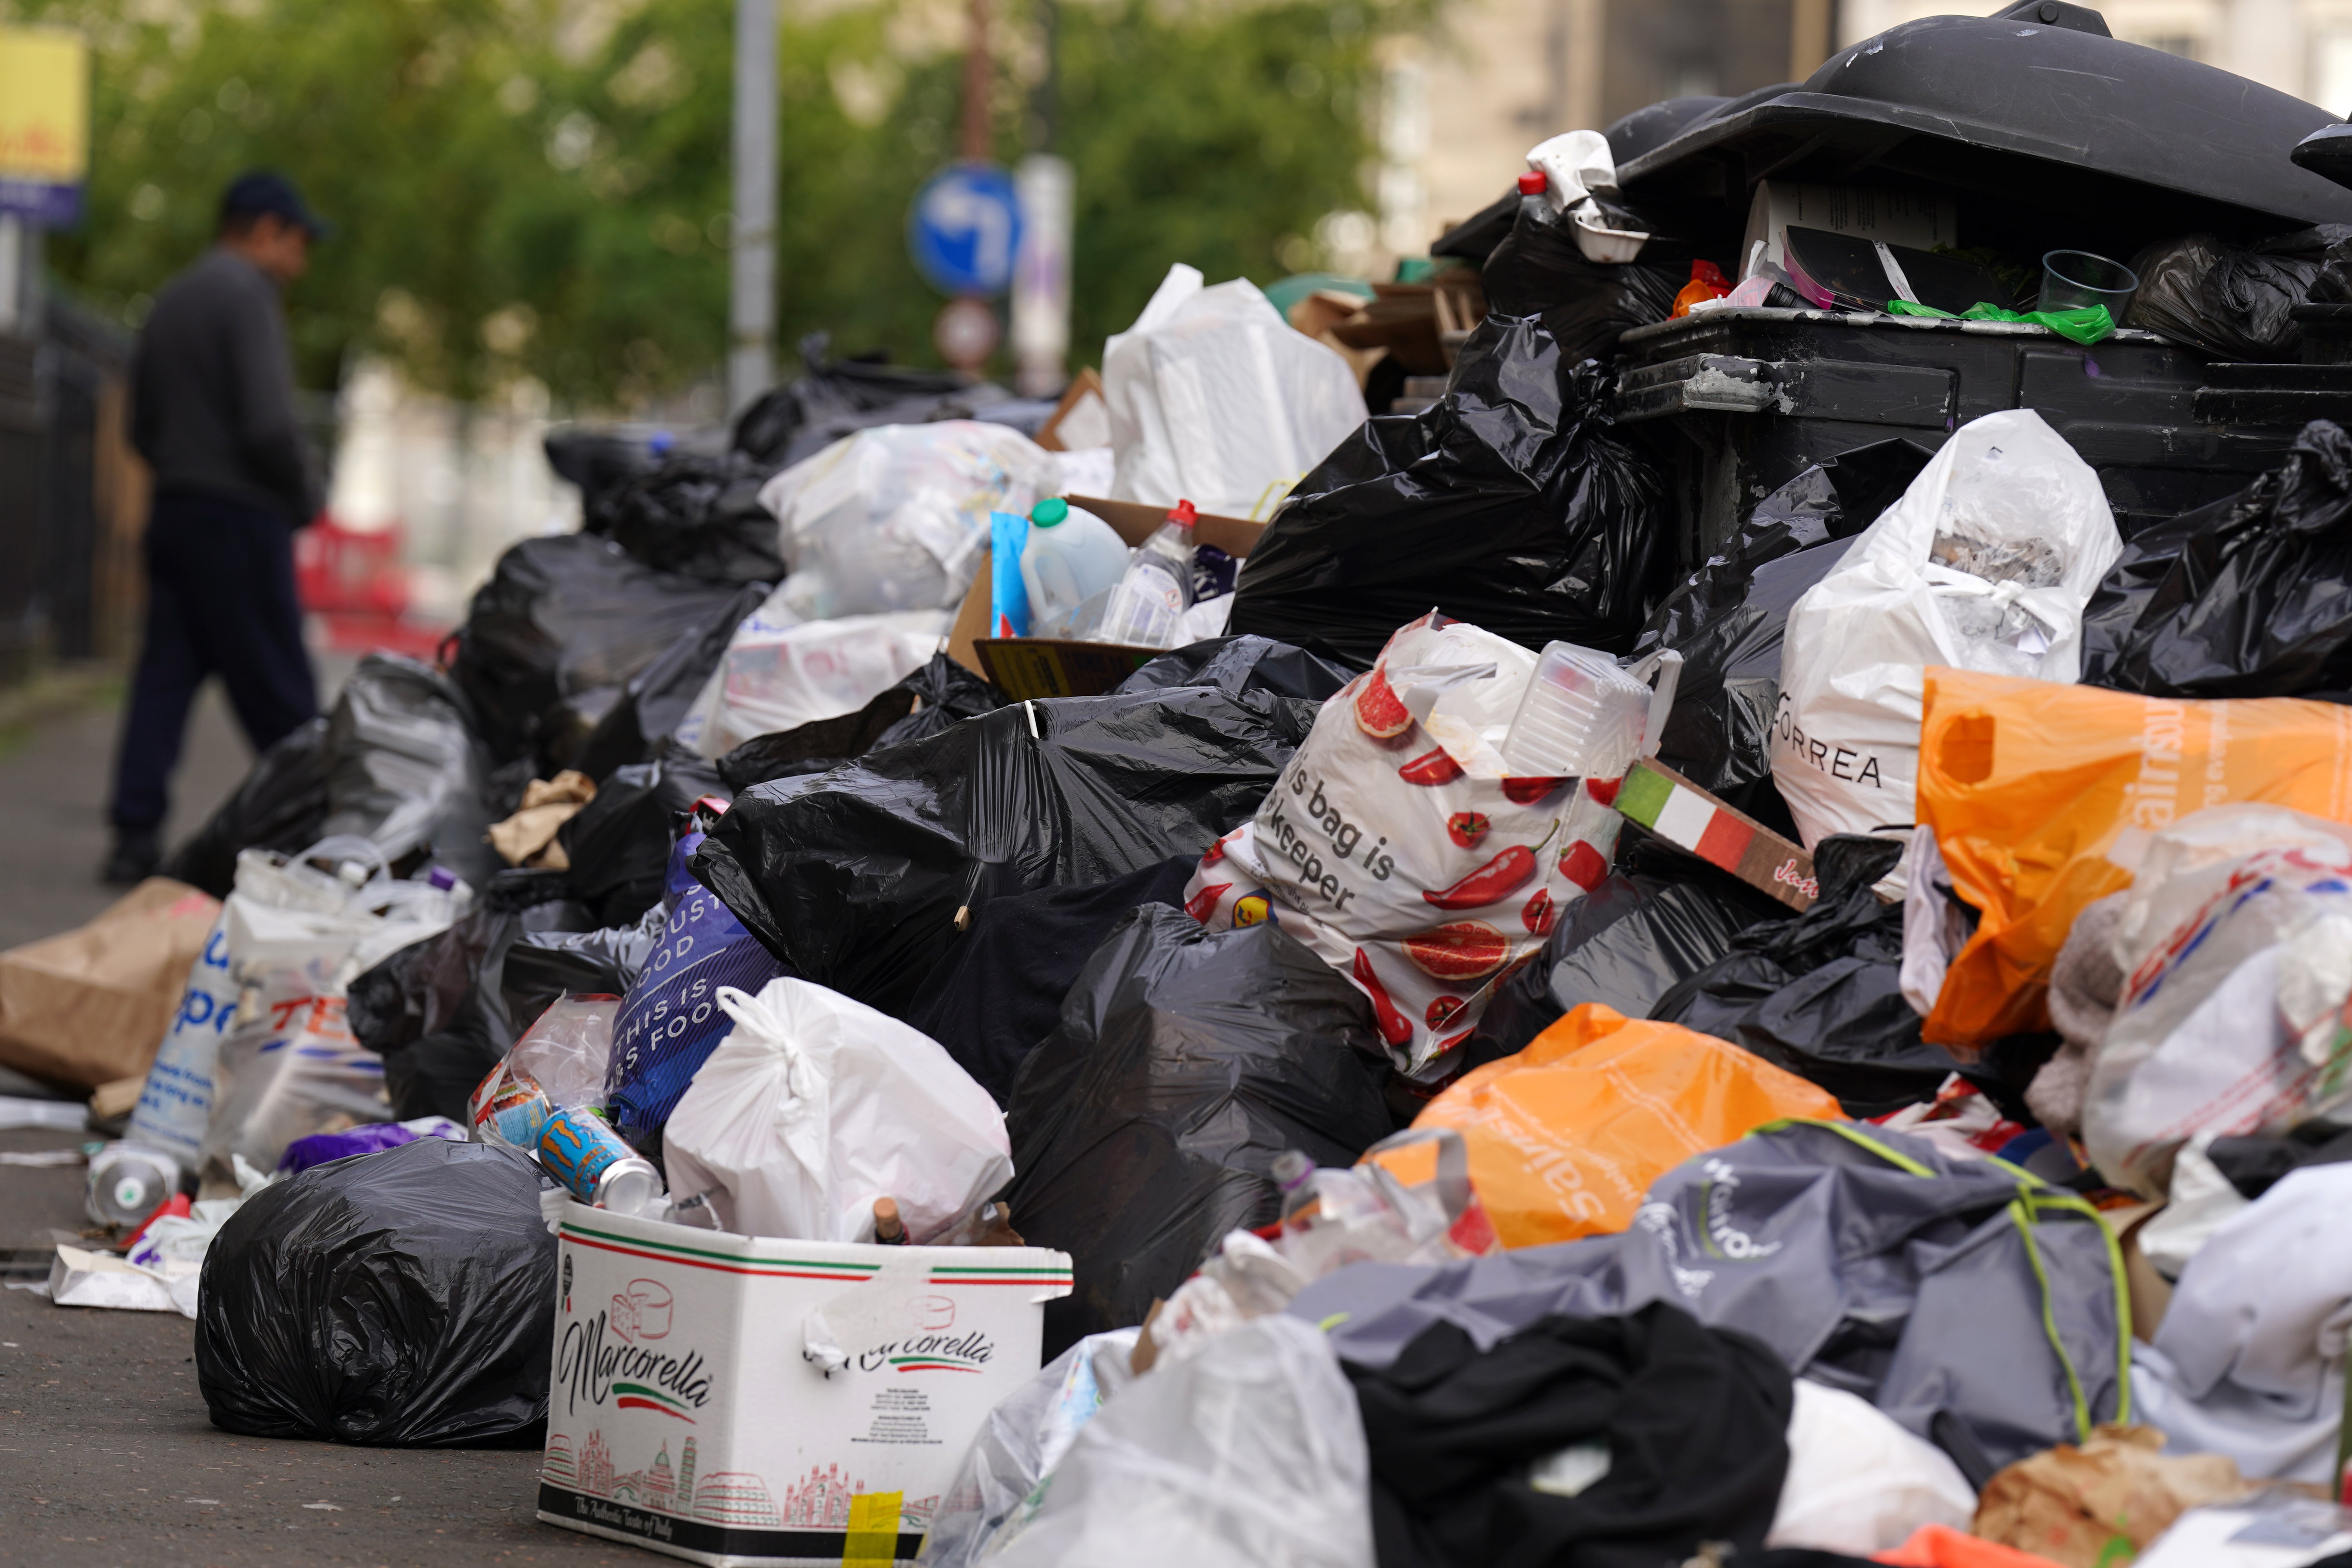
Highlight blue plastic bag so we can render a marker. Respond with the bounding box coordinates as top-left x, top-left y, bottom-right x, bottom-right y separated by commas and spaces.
604, 827, 787, 1145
